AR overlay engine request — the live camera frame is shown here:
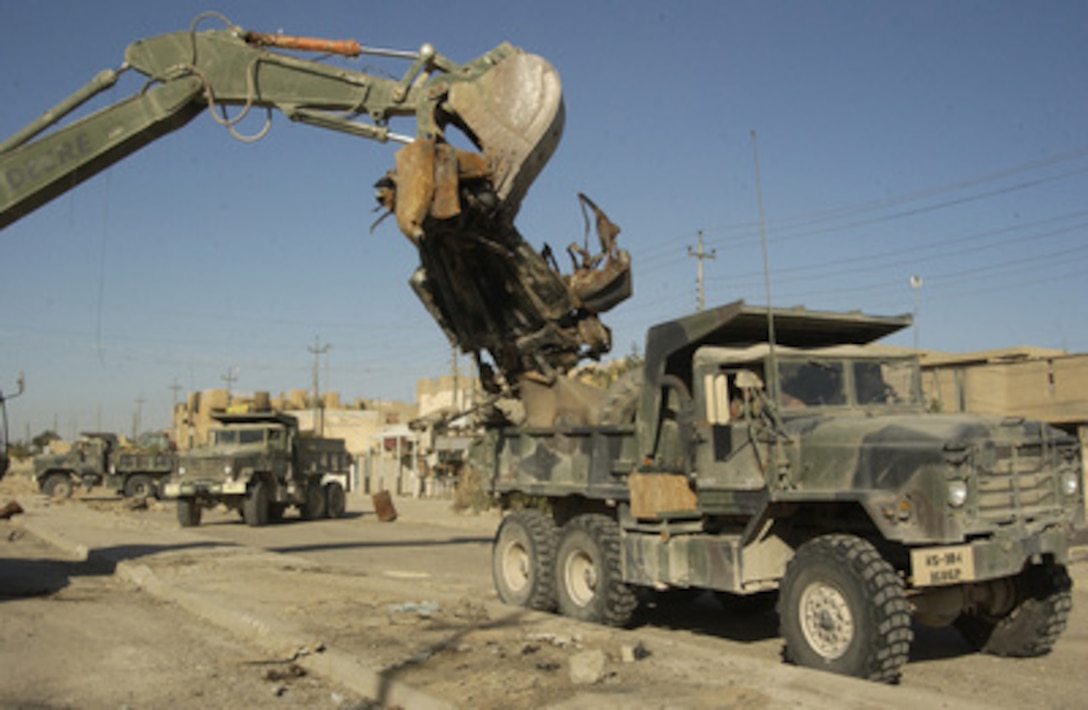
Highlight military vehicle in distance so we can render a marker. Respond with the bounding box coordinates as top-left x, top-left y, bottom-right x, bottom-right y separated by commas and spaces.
33, 432, 174, 499
482, 300, 1084, 683
164, 411, 351, 528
